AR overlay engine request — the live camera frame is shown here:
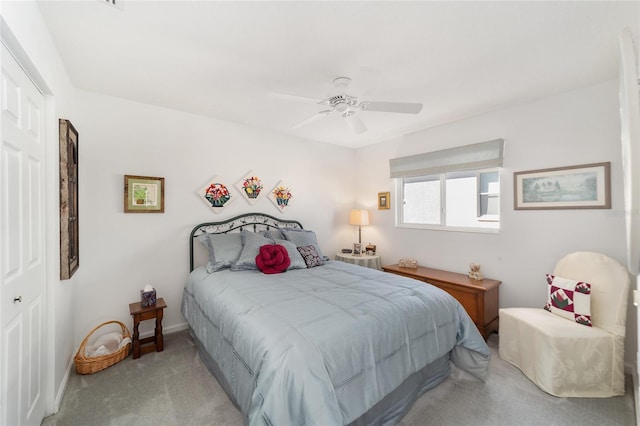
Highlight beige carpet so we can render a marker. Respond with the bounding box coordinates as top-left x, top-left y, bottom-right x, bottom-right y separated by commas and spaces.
42, 331, 635, 425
